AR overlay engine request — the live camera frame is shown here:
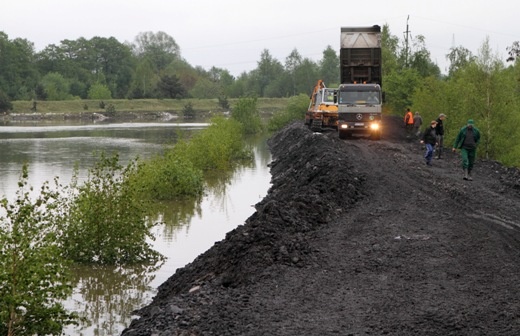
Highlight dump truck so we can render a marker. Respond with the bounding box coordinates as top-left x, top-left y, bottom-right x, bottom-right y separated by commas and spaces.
337, 25, 382, 140
305, 80, 338, 131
